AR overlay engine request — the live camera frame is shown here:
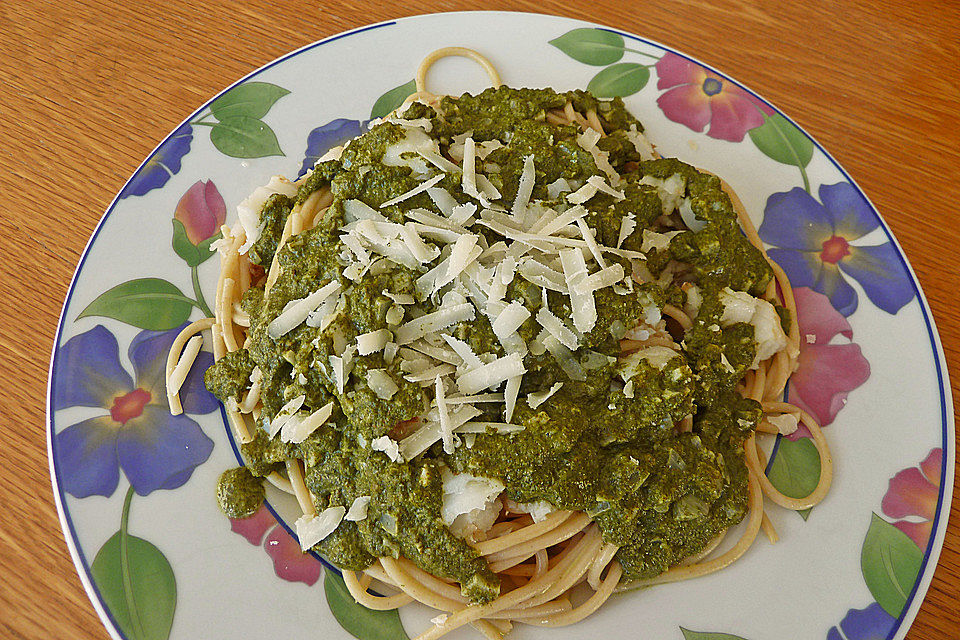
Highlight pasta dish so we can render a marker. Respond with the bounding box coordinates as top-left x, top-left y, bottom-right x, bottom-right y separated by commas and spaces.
165, 48, 832, 639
